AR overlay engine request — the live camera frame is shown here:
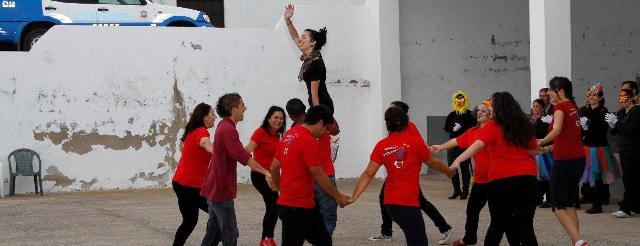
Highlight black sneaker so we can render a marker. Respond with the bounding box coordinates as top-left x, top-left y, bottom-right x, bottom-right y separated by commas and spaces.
585, 206, 602, 214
